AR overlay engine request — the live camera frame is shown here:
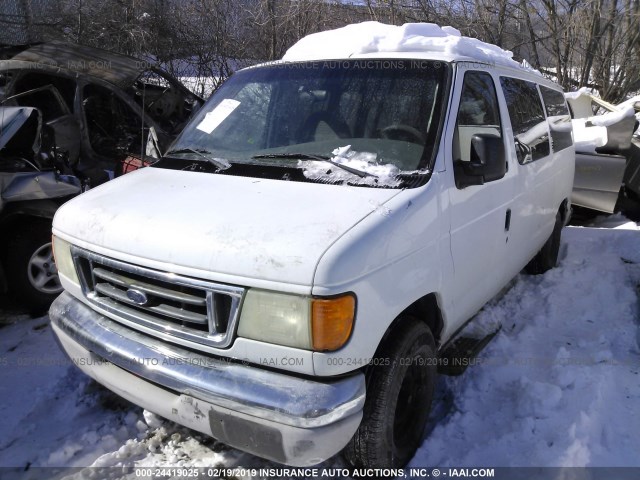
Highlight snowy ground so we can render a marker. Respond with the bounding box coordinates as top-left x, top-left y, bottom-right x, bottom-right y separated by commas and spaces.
1, 216, 639, 477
